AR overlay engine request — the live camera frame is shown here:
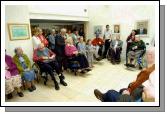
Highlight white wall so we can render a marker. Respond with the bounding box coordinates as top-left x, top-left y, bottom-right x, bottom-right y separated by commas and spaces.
5, 5, 33, 63
87, 5, 155, 60
28, 5, 89, 21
